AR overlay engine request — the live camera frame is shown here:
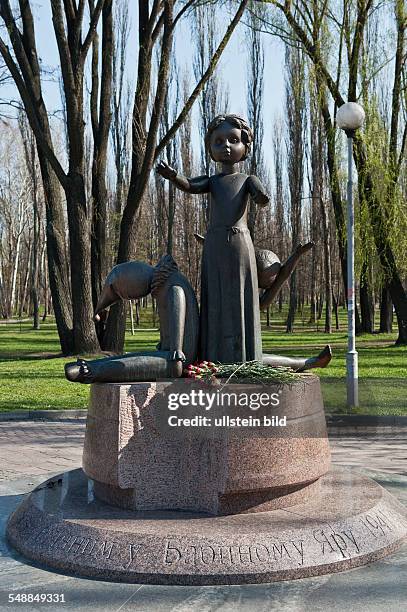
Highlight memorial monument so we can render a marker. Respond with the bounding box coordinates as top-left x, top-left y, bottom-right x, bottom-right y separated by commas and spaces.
6, 114, 407, 584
